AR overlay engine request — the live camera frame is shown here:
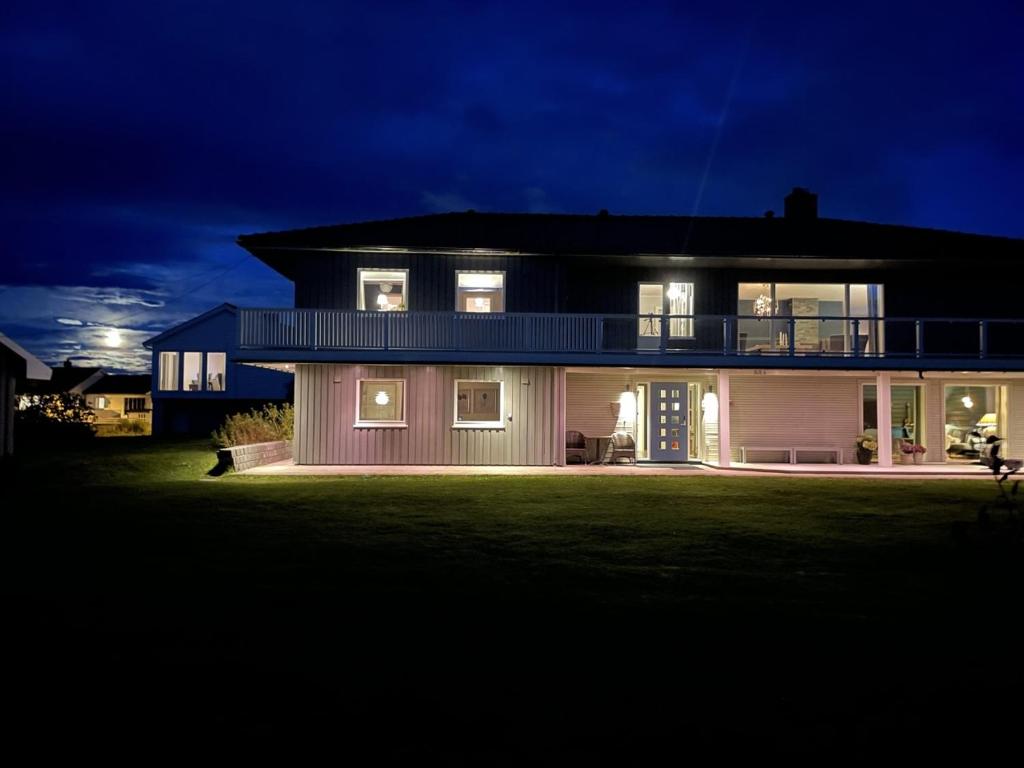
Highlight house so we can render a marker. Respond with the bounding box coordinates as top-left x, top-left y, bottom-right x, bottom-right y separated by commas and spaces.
82, 374, 152, 424
191, 187, 1020, 468
0, 331, 52, 458
143, 303, 294, 436
21, 359, 105, 399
